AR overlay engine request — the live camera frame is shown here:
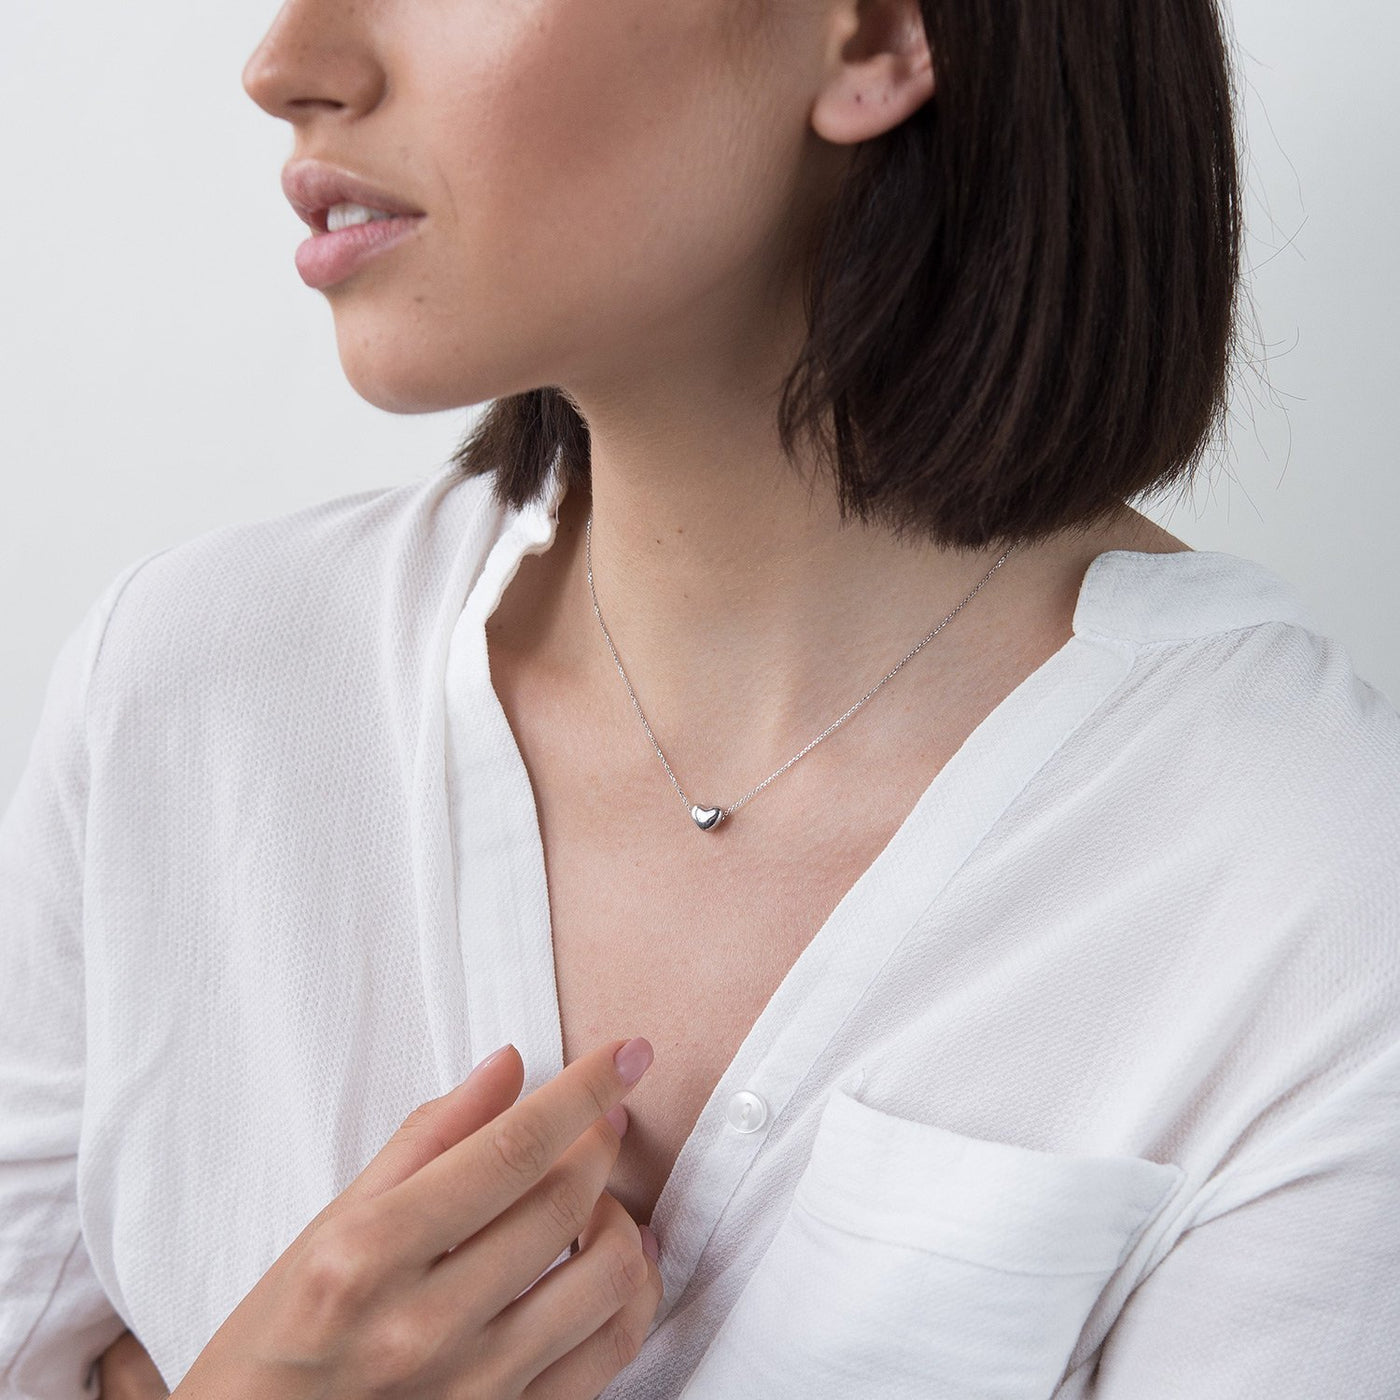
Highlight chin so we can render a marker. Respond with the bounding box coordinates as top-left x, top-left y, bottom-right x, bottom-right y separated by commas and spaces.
336, 345, 490, 415
342, 373, 460, 415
